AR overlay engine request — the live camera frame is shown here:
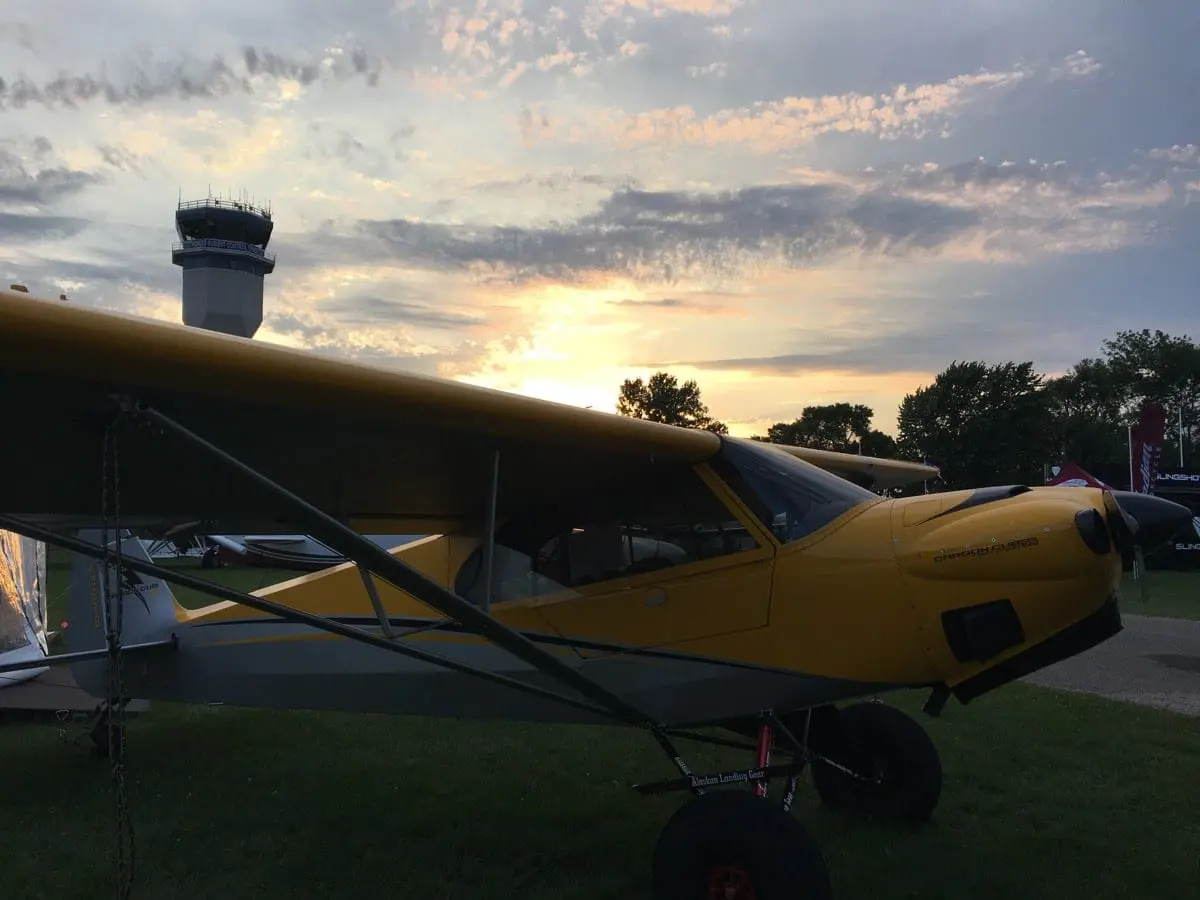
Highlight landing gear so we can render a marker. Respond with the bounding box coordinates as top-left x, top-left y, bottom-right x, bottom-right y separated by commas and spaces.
638, 718, 833, 900
636, 702, 942, 898
652, 791, 831, 900
200, 544, 221, 569
809, 701, 942, 825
